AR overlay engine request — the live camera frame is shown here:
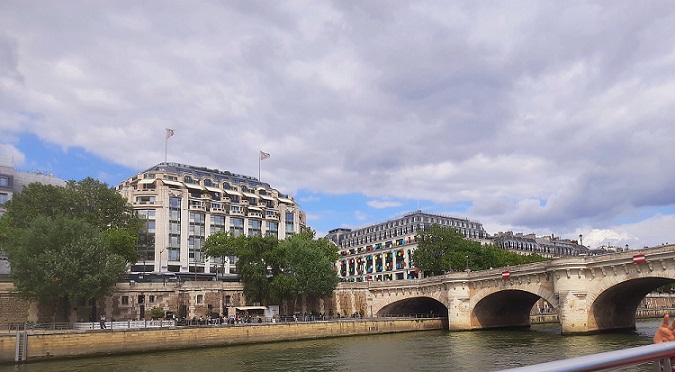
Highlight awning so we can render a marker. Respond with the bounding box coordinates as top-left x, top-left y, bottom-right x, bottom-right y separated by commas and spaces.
161, 179, 184, 187
277, 197, 294, 204
223, 189, 241, 196
259, 195, 275, 201
242, 192, 259, 199
205, 186, 221, 193
138, 179, 156, 184
235, 306, 267, 311
248, 207, 262, 211
185, 183, 204, 190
